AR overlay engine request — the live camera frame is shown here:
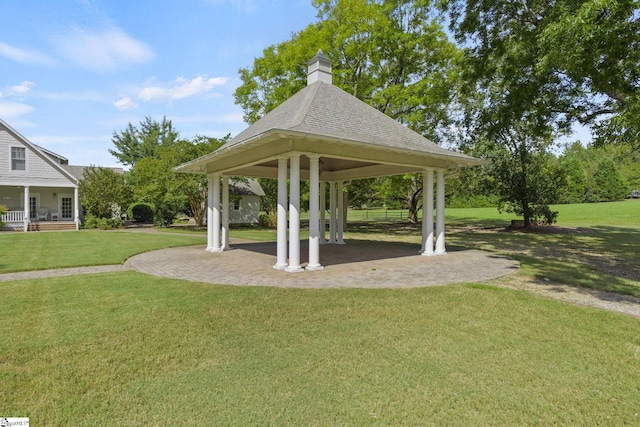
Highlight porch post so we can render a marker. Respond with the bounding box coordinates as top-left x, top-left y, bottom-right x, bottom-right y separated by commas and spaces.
222, 177, 230, 250
23, 185, 30, 232
337, 180, 345, 244
274, 157, 289, 270
74, 187, 80, 230
435, 169, 446, 255
206, 175, 214, 251
319, 180, 326, 244
307, 155, 323, 270
211, 174, 222, 252
286, 154, 304, 273
421, 169, 435, 256
328, 181, 336, 243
